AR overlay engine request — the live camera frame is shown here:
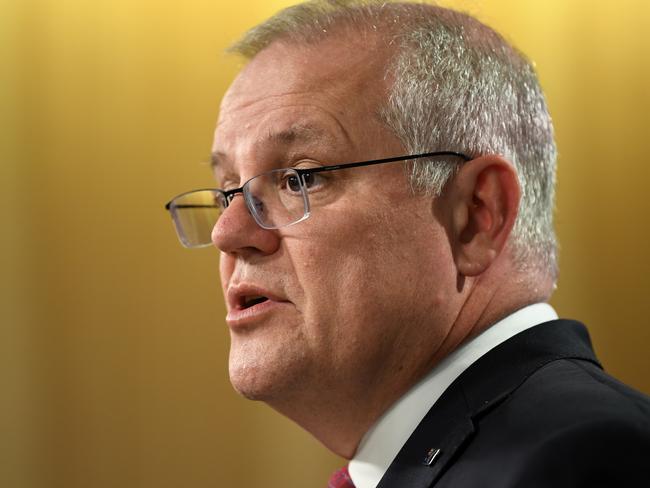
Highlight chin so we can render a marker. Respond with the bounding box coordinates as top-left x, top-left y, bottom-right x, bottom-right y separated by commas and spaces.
227, 325, 310, 401
229, 372, 271, 401
228, 356, 290, 402
228, 350, 310, 404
